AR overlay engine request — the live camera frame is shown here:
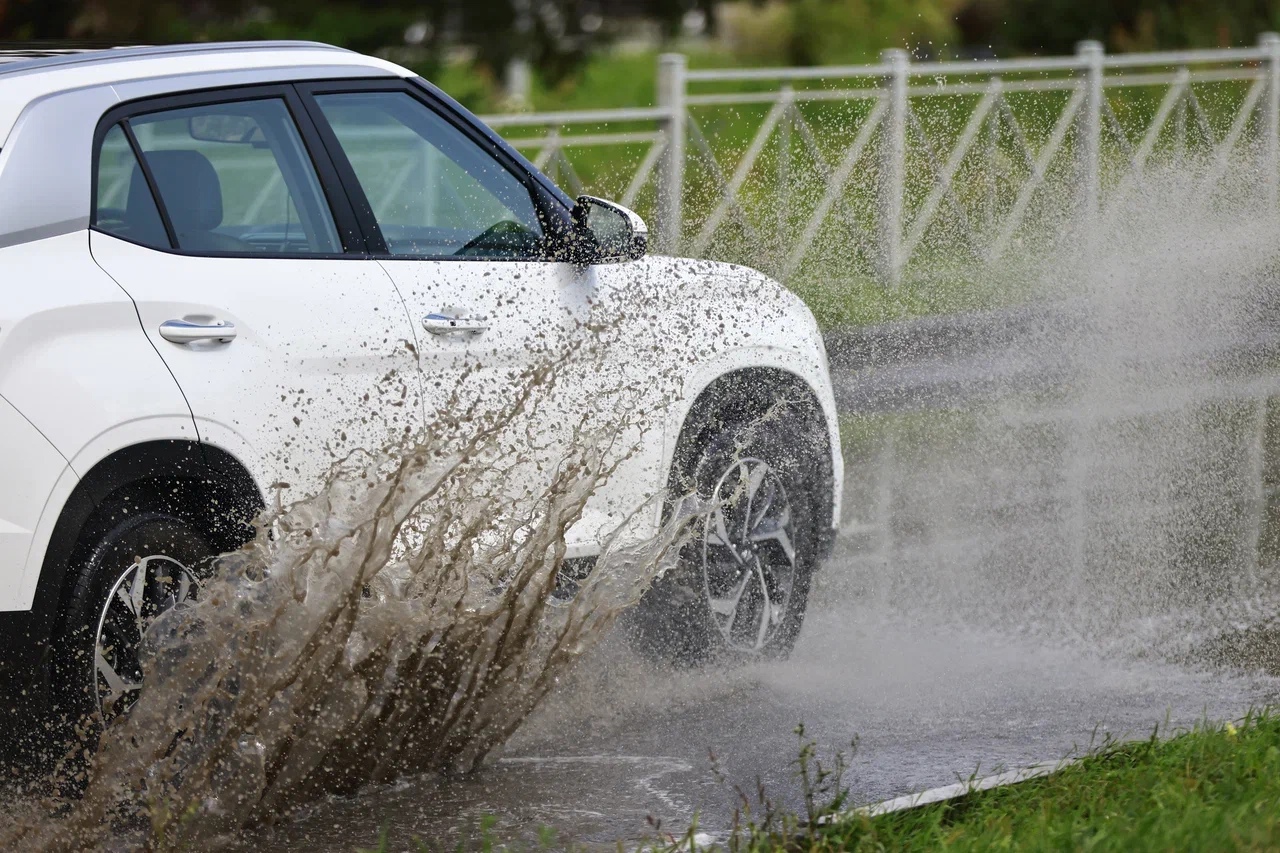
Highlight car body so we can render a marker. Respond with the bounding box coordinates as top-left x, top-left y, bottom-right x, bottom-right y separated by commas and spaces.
0, 41, 841, 726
